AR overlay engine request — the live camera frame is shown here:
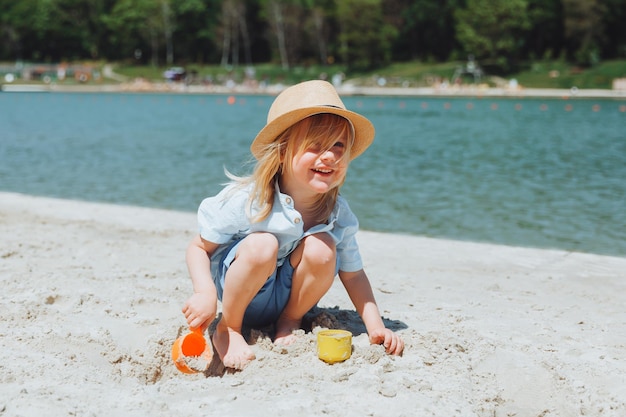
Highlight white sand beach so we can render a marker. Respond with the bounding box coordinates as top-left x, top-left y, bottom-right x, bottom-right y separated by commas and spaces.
1, 191, 625, 417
